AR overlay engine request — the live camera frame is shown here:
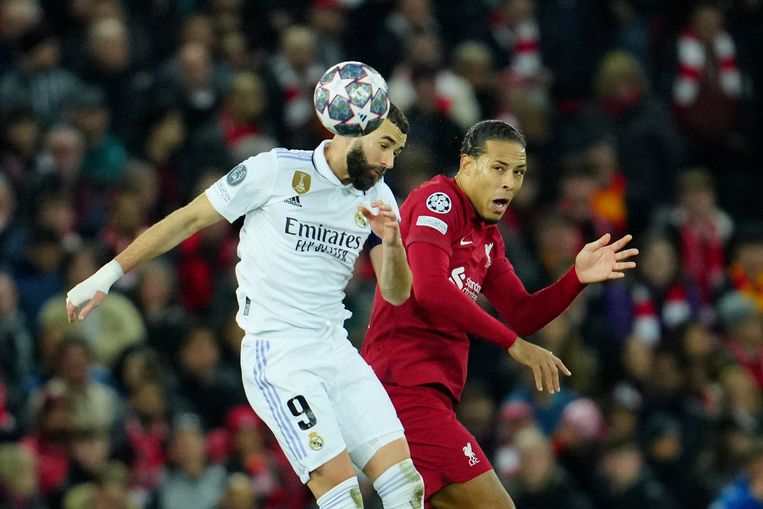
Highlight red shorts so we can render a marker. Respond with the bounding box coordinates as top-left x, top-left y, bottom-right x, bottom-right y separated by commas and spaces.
383, 382, 492, 505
